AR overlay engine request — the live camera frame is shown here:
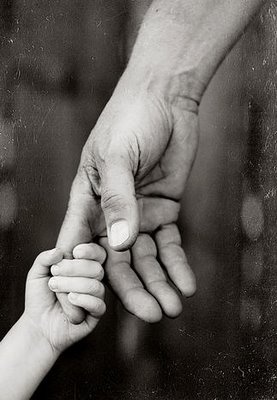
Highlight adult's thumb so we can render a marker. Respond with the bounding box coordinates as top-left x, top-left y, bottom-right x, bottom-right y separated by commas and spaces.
100, 156, 139, 251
